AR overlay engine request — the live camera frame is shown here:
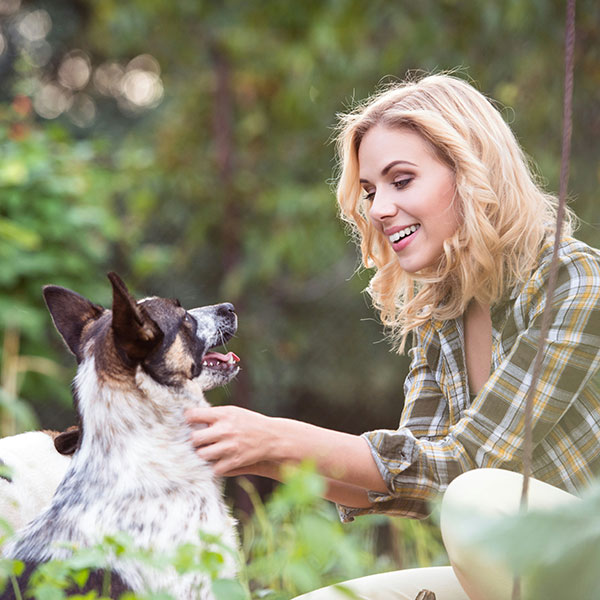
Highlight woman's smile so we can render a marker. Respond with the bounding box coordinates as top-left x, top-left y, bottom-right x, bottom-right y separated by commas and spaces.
386, 223, 421, 250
